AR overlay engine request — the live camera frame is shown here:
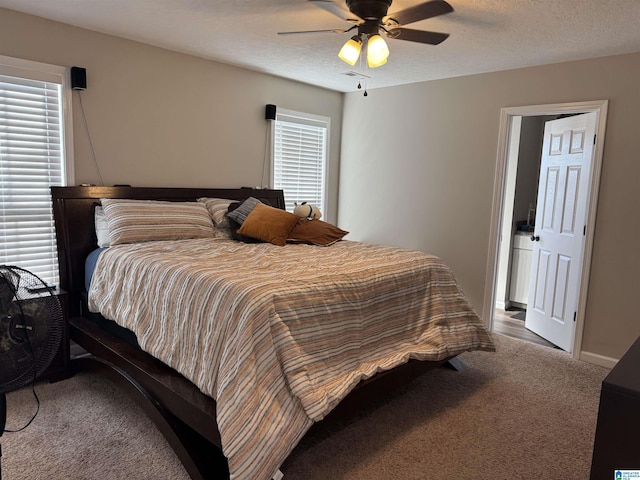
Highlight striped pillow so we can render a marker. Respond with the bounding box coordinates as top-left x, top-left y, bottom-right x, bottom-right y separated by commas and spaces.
197, 197, 233, 228
227, 197, 261, 225
197, 197, 234, 239
101, 199, 216, 245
